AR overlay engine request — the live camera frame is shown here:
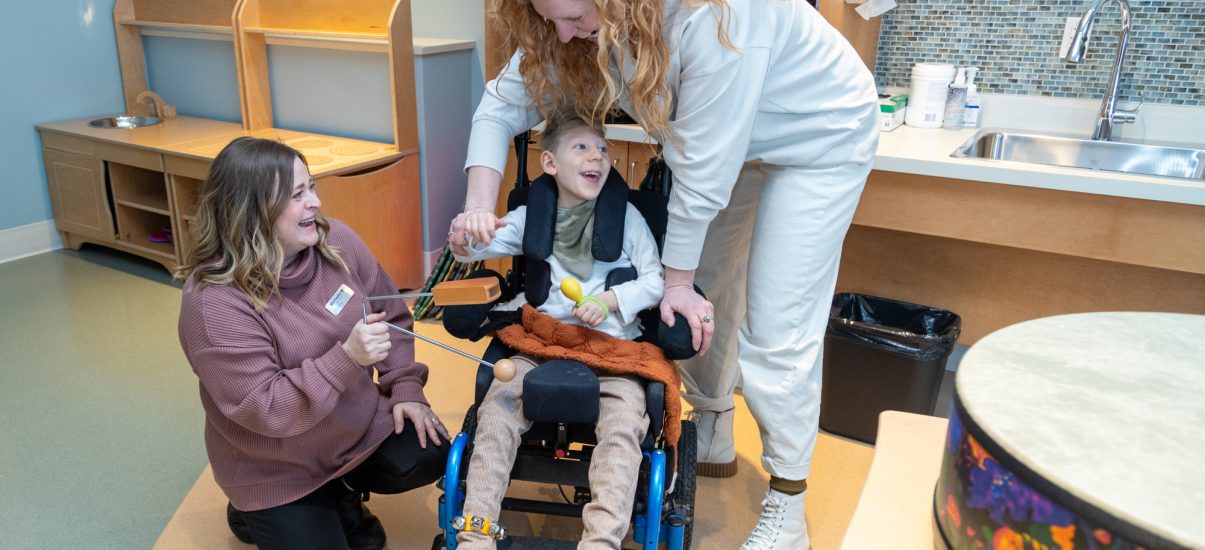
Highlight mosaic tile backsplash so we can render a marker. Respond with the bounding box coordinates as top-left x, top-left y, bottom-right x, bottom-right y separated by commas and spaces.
872, 0, 1204, 106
